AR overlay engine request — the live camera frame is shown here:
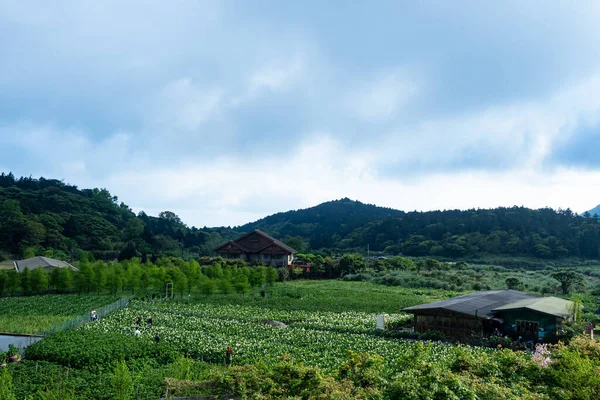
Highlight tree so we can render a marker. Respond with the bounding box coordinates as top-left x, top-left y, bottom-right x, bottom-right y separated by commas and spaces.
21, 267, 31, 294
551, 271, 584, 295
338, 254, 365, 277
111, 360, 134, 400
30, 267, 49, 293
22, 246, 36, 259
24, 220, 46, 246
505, 277, 523, 290
6, 270, 20, 295
285, 236, 307, 253
265, 267, 277, 285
